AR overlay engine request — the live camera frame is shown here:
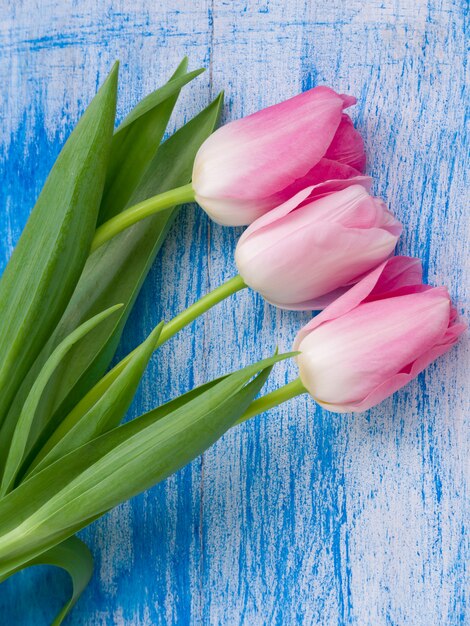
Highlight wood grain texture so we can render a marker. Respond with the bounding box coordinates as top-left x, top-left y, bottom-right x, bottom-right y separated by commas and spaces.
0, 1, 468, 624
